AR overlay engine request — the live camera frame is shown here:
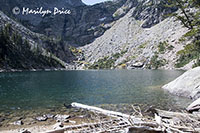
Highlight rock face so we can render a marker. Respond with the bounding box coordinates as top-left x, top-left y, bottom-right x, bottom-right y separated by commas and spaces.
162, 67, 200, 100
132, 0, 177, 28
0, 0, 127, 46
